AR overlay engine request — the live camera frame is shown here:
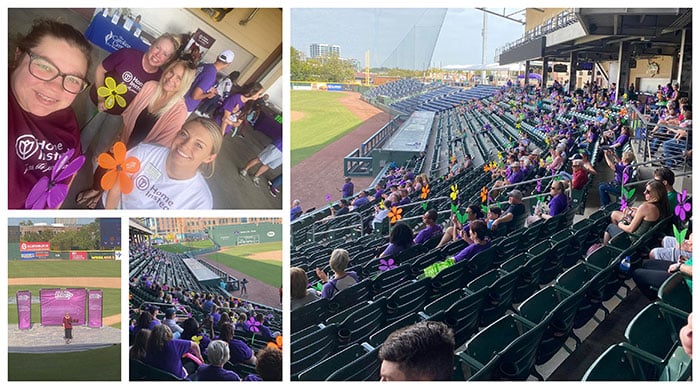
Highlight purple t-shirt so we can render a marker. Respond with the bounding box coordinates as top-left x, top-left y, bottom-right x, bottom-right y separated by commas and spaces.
185, 63, 218, 111
381, 242, 413, 258
89, 48, 162, 115
548, 193, 568, 217
216, 93, 245, 134
353, 196, 370, 207
342, 182, 354, 197
143, 339, 192, 379
507, 169, 524, 184
454, 241, 492, 263
613, 134, 629, 147
8, 87, 81, 209
196, 364, 241, 381
414, 224, 444, 245
321, 271, 360, 299
227, 339, 253, 364
613, 163, 629, 185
